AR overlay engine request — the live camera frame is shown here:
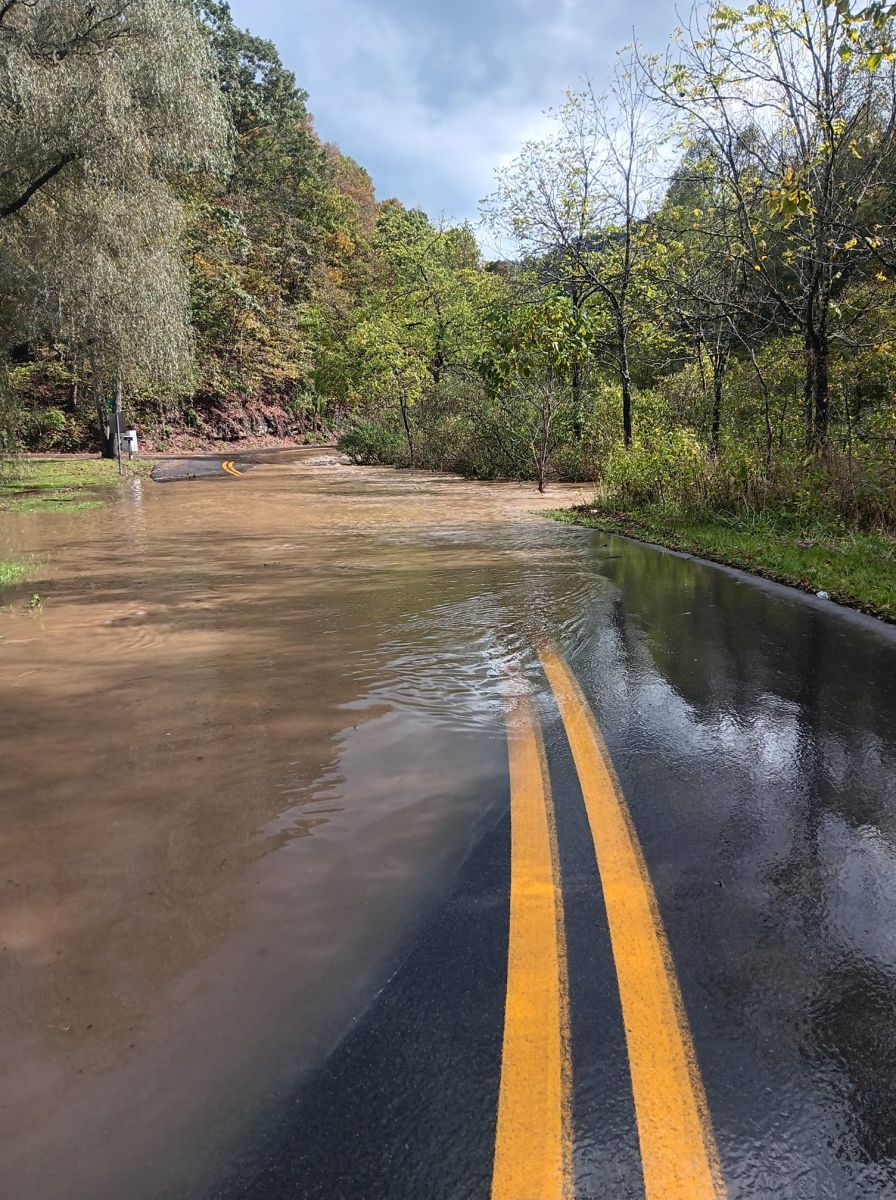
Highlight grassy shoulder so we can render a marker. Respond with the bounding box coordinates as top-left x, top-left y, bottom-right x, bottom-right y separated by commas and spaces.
0, 560, 28, 587
0, 455, 155, 513
550, 506, 896, 623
